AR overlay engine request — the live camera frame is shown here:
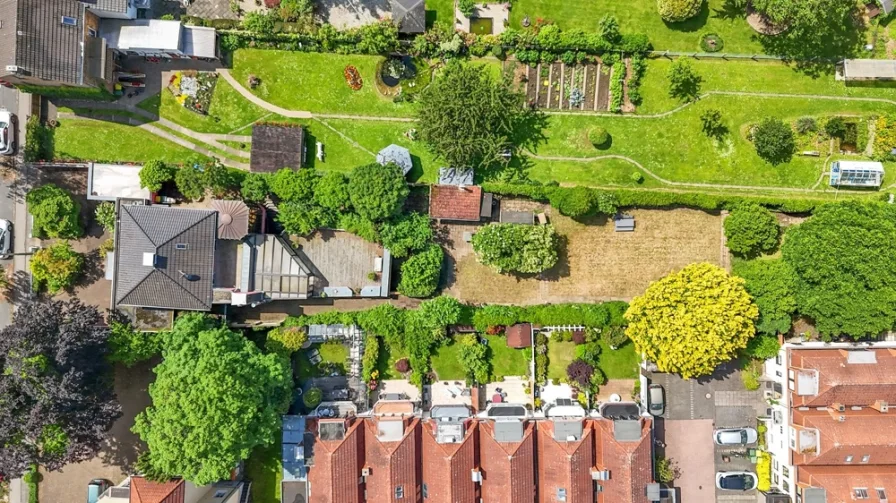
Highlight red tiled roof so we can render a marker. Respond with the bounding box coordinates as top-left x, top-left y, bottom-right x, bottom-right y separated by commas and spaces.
364, 417, 421, 503
790, 348, 896, 407
422, 419, 478, 503
429, 185, 482, 221
593, 418, 653, 503
797, 465, 896, 502
536, 420, 595, 503
129, 477, 185, 503
479, 420, 536, 503
505, 324, 532, 349
792, 409, 896, 466
306, 418, 365, 503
